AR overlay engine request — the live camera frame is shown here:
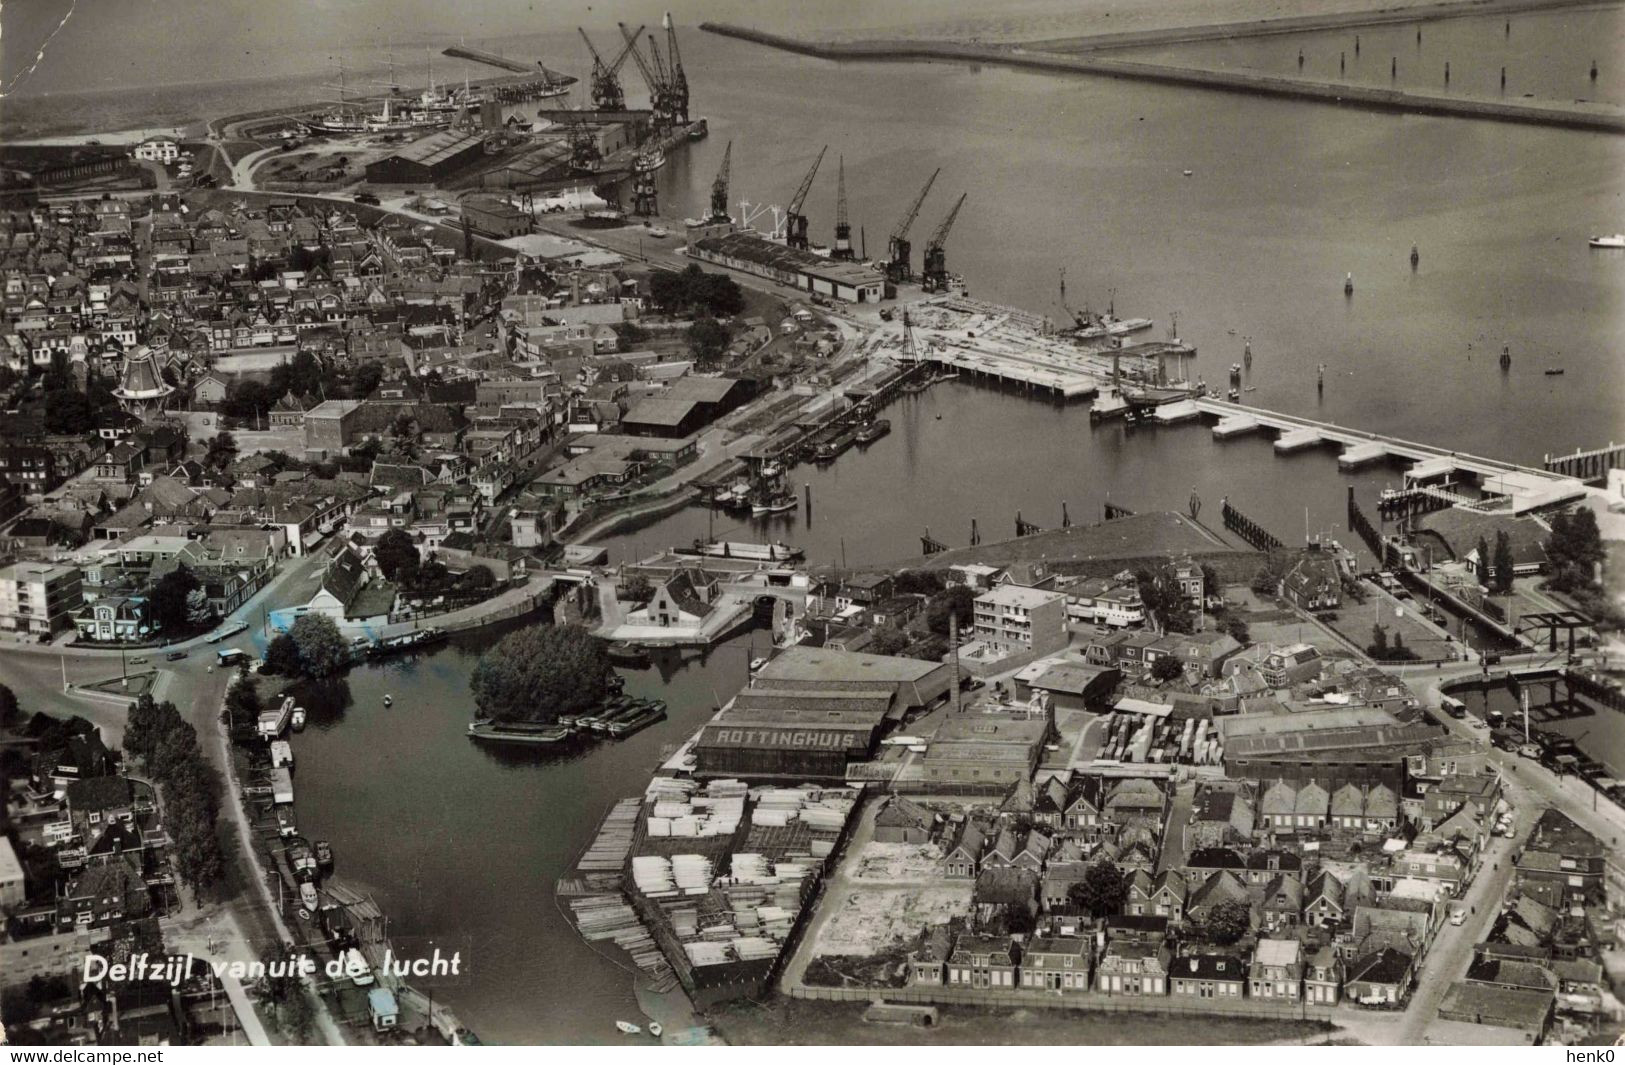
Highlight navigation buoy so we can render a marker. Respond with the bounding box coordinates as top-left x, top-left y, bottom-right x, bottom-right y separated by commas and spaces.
1344, 272, 1354, 295
1410, 243, 1419, 268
